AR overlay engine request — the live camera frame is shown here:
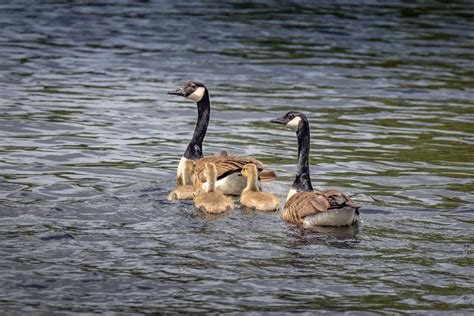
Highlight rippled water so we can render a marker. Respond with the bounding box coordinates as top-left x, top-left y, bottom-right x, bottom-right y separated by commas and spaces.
1, 0, 473, 314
